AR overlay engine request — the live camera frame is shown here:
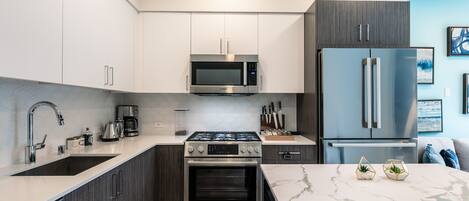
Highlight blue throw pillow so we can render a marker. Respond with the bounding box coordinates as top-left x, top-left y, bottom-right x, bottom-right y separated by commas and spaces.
440, 149, 461, 170
422, 144, 445, 165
